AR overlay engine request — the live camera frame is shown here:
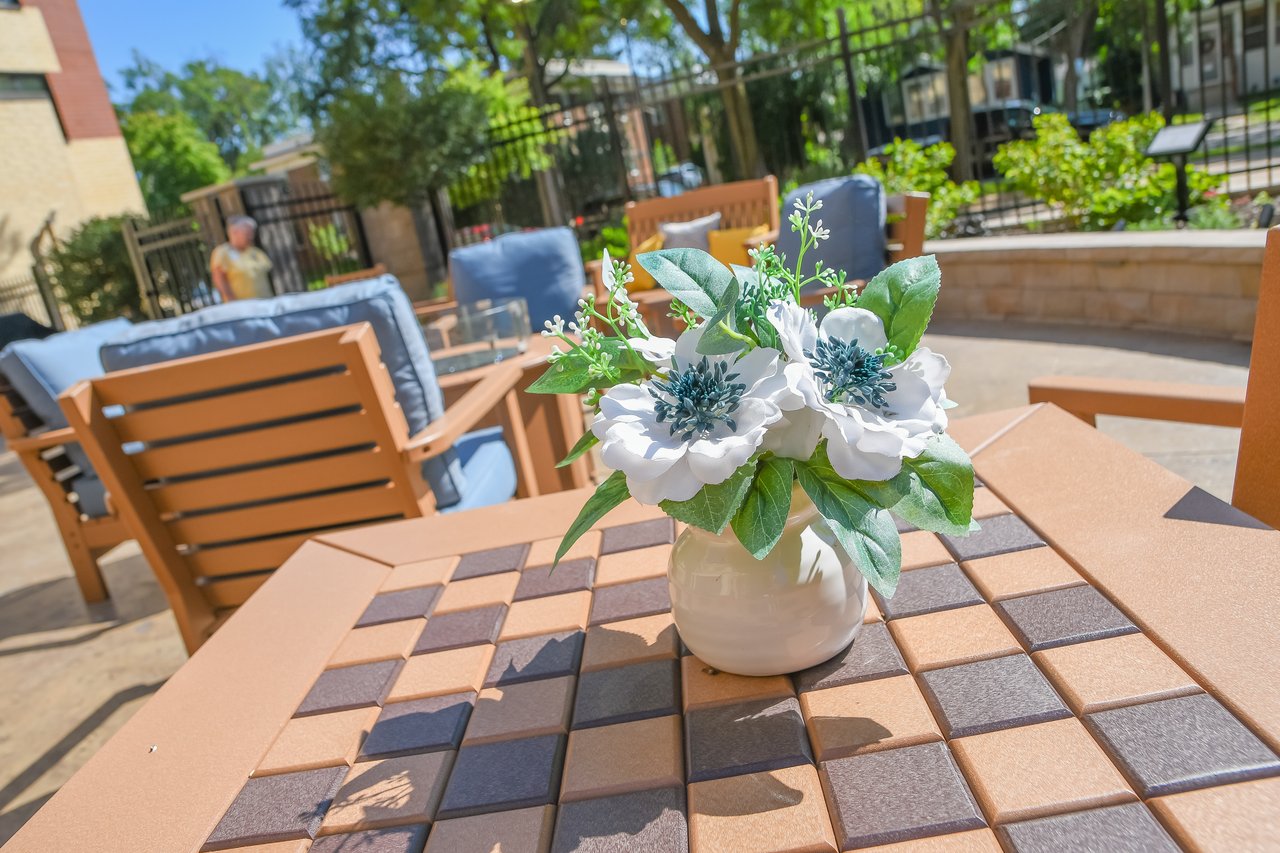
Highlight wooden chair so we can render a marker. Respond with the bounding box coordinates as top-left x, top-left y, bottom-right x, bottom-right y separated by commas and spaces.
1029, 225, 1280, 529
60, 323, 524, 652
0, 373, 130, 603
324, 263, 388, 287
624, 176, 783, 254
